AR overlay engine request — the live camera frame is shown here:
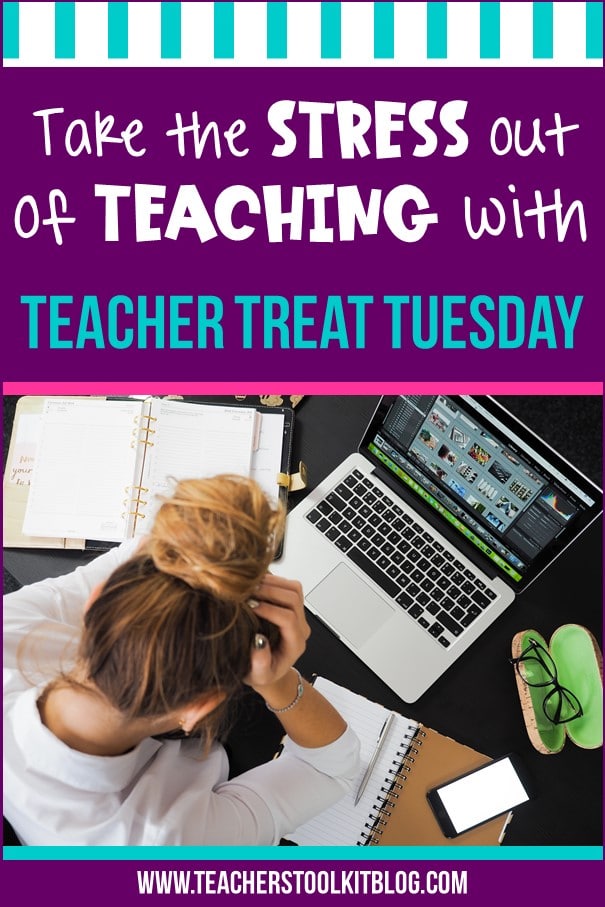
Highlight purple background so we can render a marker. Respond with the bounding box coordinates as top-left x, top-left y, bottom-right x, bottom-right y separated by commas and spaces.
2, 65, 603, 381
2, 857, 604, 903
